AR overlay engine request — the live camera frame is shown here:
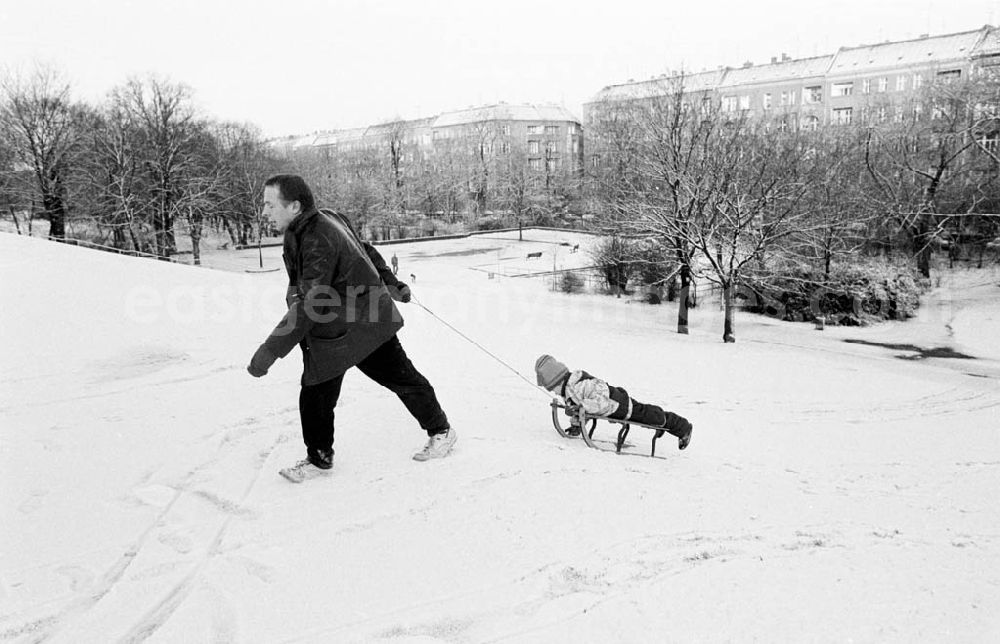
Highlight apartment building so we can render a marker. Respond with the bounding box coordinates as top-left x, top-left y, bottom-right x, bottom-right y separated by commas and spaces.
430, 103, 583, 173
585, 25, 1000, 134
277, 103, 584, 174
